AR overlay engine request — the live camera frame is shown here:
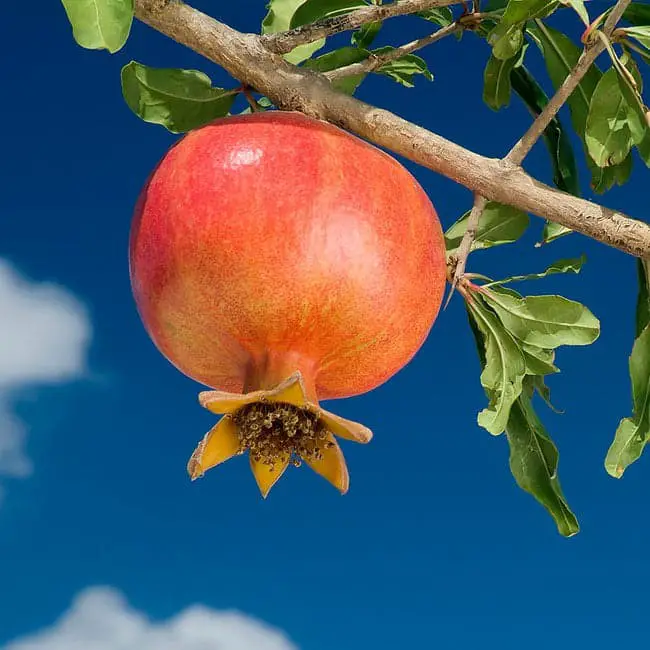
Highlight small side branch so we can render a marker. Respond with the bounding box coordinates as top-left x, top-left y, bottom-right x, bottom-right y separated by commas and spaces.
447, 194, 488, 302
326, 22, 461, 80
506, 0, 632, 165
261, 0, 460, 55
